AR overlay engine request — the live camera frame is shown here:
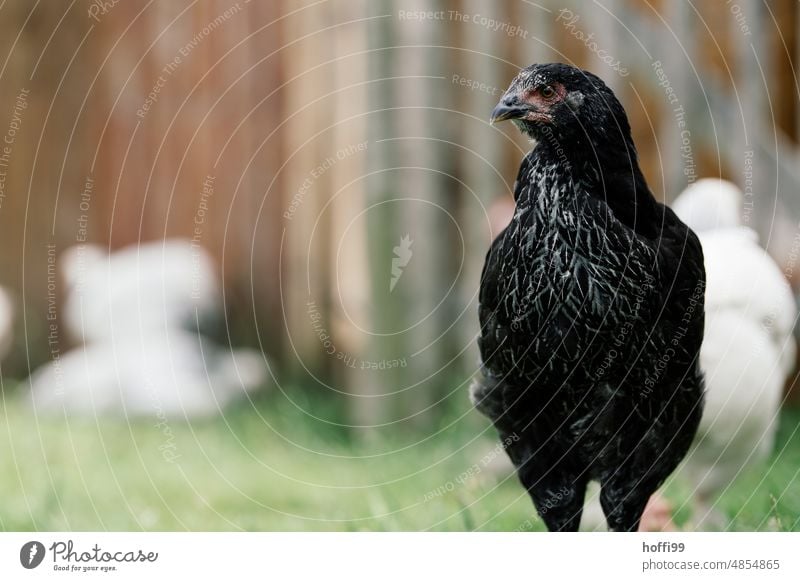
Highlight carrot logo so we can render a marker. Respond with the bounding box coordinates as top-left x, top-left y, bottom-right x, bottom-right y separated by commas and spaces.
20, 541, 45, 569
390, 235, 413, 292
